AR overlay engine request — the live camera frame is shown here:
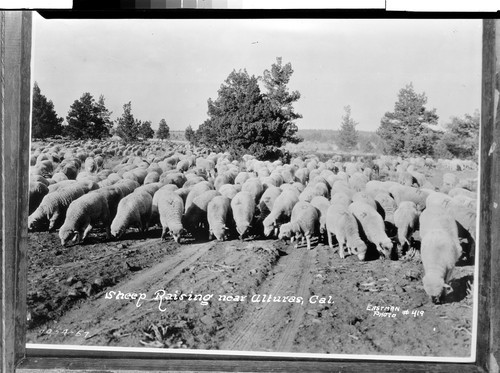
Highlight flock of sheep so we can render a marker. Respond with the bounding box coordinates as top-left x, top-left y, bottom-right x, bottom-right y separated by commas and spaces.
28, 139, 478, 305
